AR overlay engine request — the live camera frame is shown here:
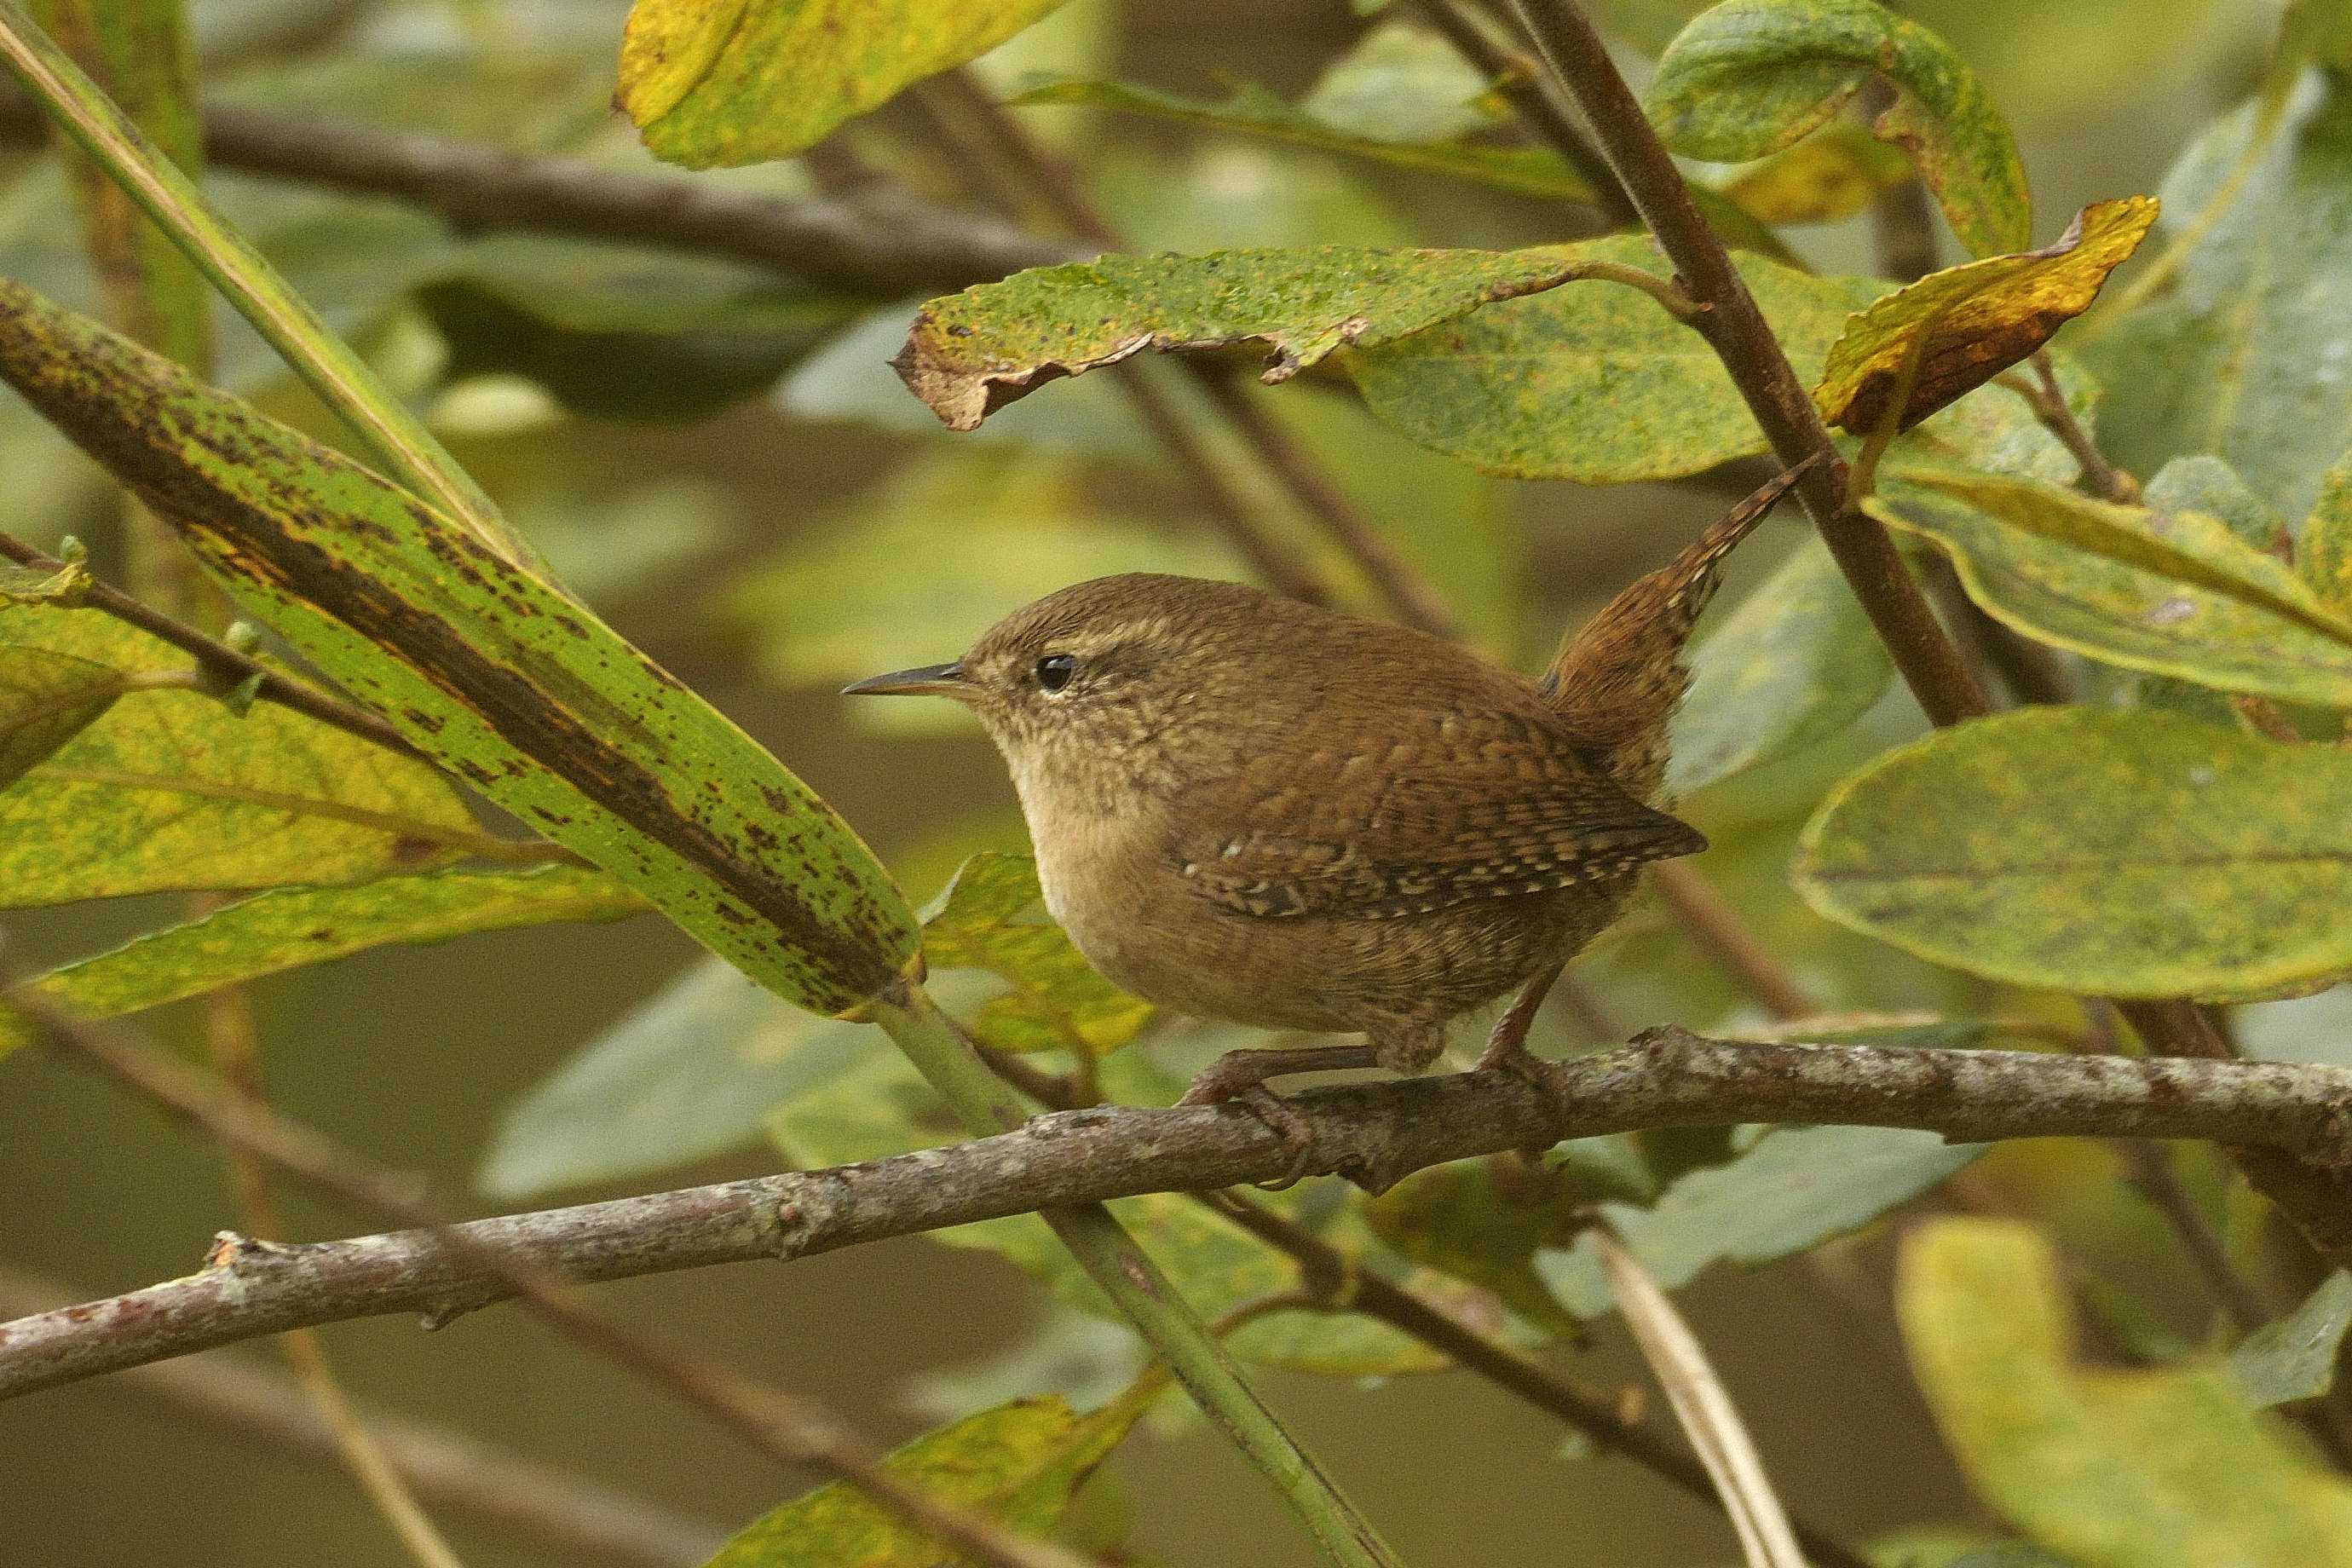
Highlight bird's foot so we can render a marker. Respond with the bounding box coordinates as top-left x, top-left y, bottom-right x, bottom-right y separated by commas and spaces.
1178, 1044, 1381, 1190
1474, 962, 1566, 1095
